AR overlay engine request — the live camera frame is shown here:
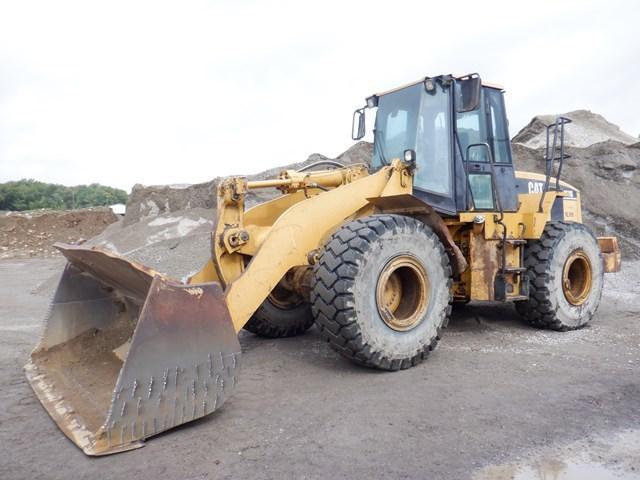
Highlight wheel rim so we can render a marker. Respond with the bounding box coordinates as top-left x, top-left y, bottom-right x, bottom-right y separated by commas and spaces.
376, 255, 430, 331
562, 250, 593, 306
